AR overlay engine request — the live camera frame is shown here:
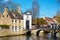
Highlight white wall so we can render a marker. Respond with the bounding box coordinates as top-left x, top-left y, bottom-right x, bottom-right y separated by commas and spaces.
23, 14, 32, 30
